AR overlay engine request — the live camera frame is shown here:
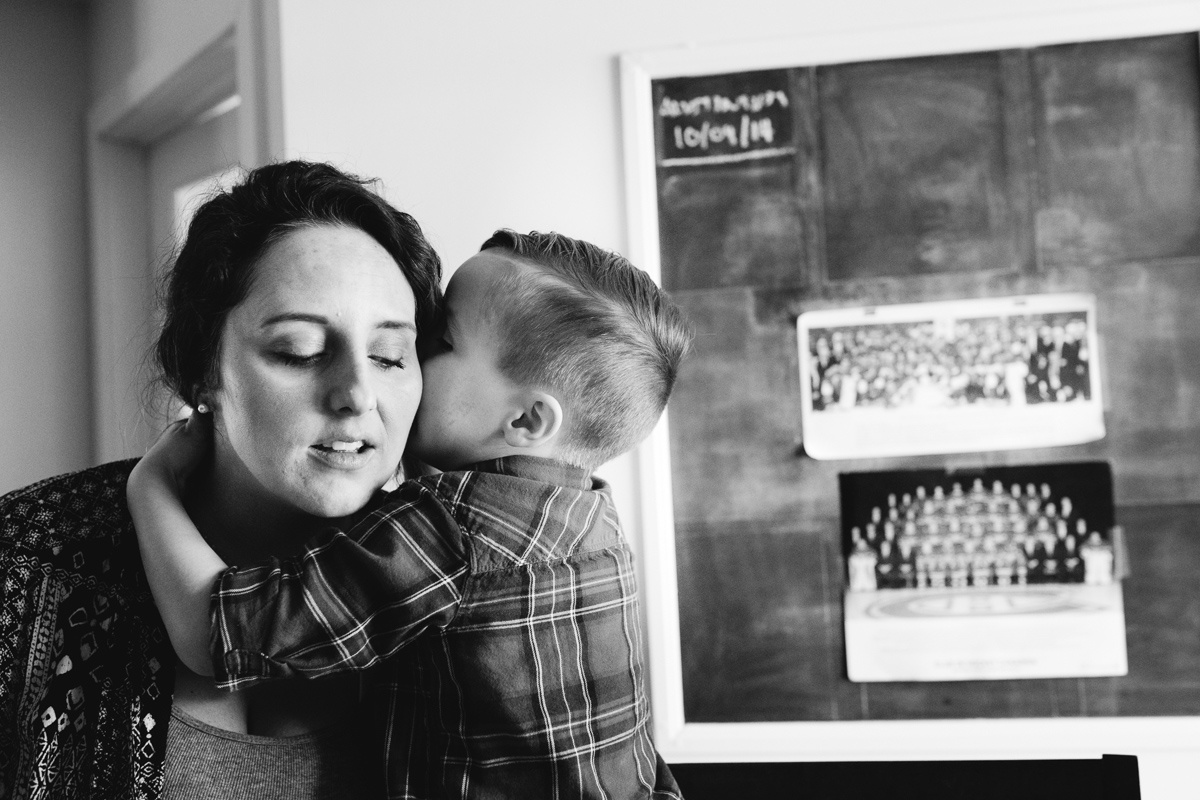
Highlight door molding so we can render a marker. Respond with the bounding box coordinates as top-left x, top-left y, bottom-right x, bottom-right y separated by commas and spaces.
86, 0, 282, 462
